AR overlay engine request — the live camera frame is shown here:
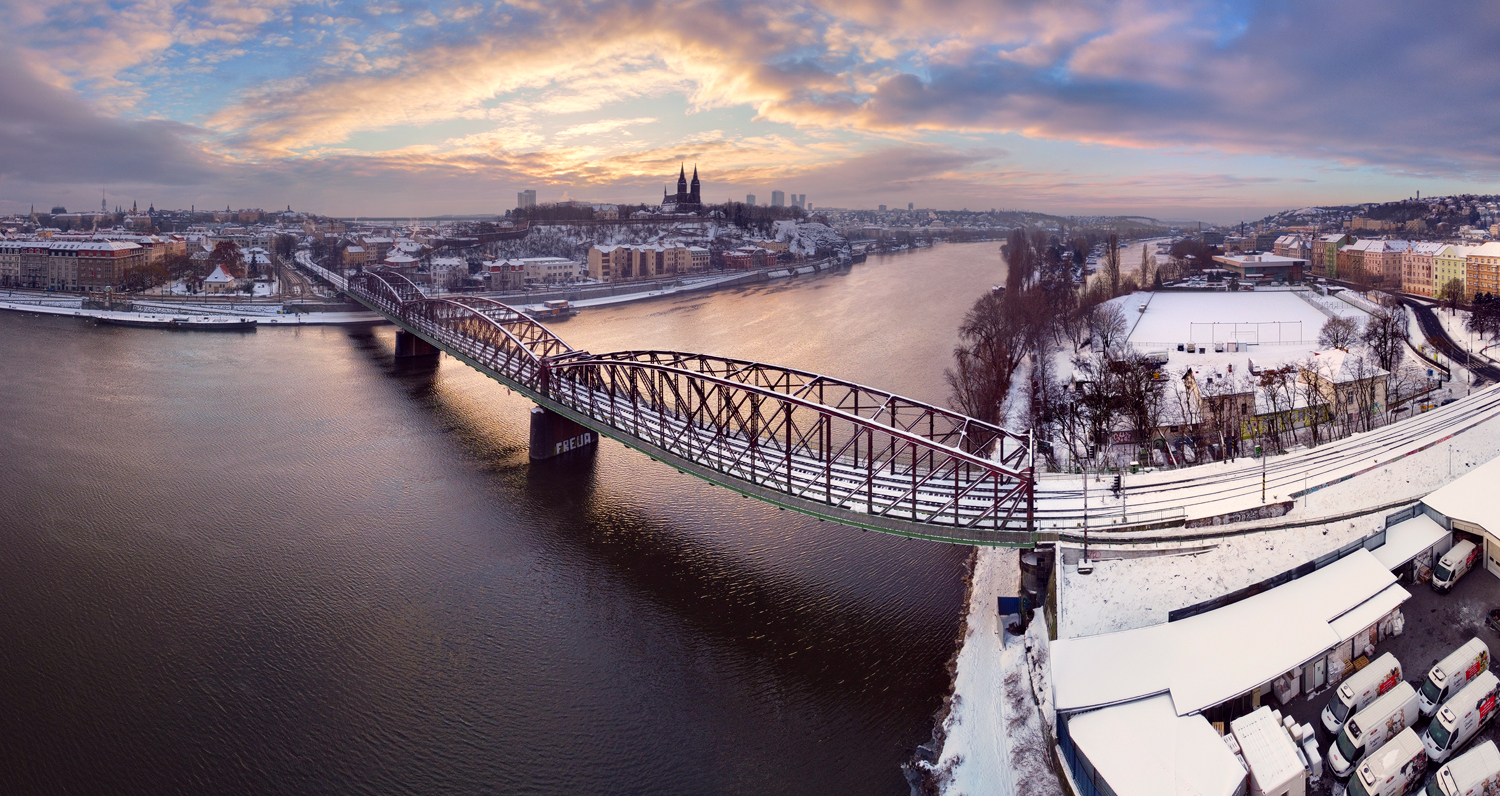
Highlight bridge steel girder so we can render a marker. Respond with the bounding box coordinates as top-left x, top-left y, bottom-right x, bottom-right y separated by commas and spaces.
344, 269, 1035, 547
